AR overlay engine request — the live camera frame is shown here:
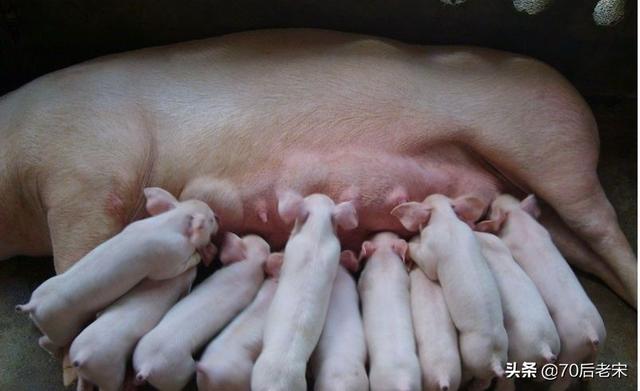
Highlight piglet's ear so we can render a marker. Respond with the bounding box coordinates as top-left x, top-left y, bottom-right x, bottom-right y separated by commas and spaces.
520, 194, 541, 219
391, 239, 408, 262
332, 201, 358, 230
278, 191, 308, 224
391, 202, 431, 232
451, 195, 486, 225
188, 213, 209, 246
475, 209, 506, 234
359, 241, 376, 260
220, 232, 246, 265
340, 250, 360, 272
144, 187, 178, 216
265, 252, 284, 279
